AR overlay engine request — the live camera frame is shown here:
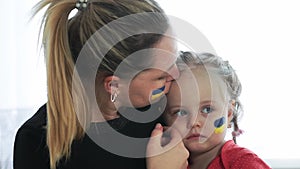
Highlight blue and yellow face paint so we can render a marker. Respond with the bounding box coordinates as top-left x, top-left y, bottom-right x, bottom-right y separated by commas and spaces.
151, 85, 165, 101
214, 117, 226, 134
